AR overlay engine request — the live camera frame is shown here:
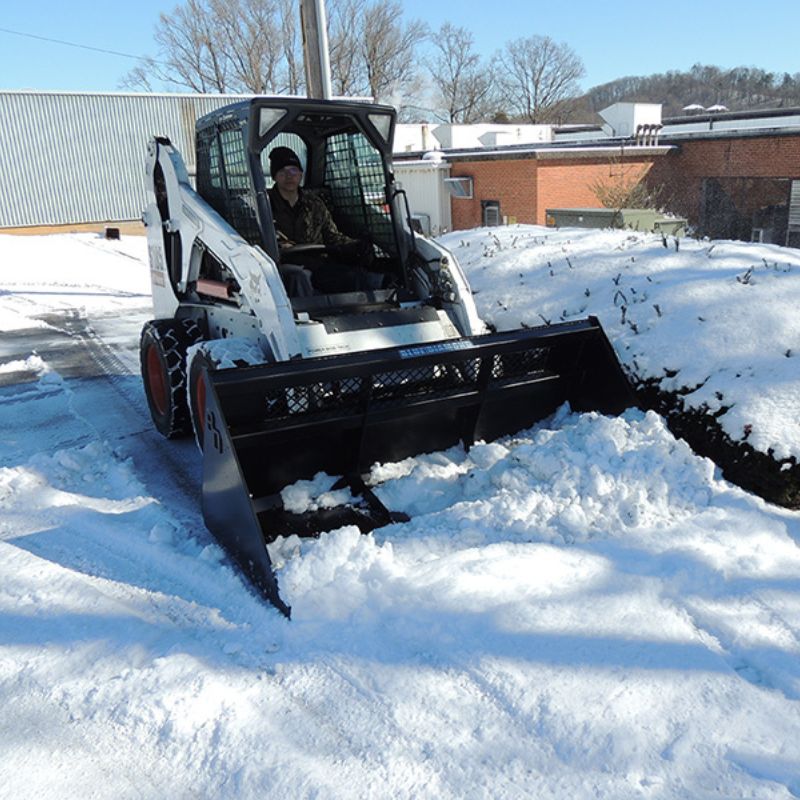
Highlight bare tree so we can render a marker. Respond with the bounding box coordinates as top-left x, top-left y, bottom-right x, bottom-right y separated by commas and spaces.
330, 0, 428, 107
277, 0, 304, 94
590, 153, 664, 210
361, 0, 427, 104
123, 0, 230, 92
428, 23, 495, 123
328, 0, 369, 96
123, 0, 427, 110
211, 0, 282, 93
120, 60, 158, 93
123, 0, 286, 93
497, 35, 585, 123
